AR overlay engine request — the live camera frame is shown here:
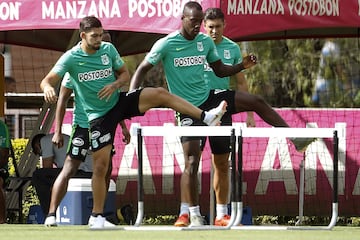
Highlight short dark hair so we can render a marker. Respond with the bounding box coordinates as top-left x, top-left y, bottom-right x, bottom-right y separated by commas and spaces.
204, 8, 225, 21
31, 133, 46, 155
79, 16, 102, 33
183, 1, 202, 14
